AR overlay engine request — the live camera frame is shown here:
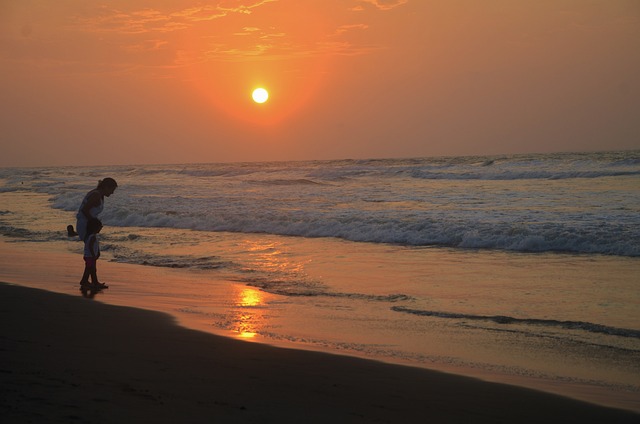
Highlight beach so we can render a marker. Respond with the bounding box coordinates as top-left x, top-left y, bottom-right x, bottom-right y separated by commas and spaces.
3, 0, 639, 420
0, 237, 639, 422
1, 281, 638, 423
1, 155, 639, 419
